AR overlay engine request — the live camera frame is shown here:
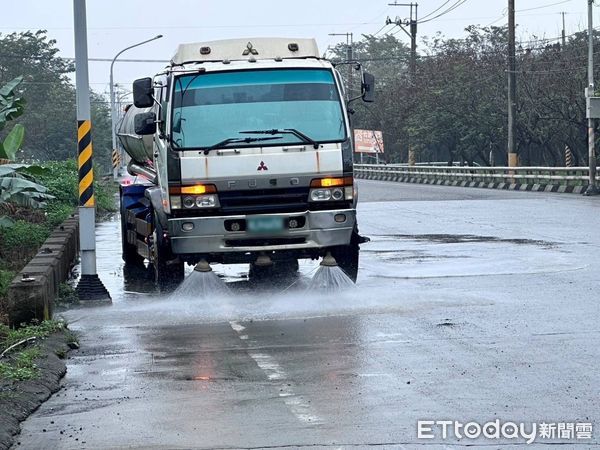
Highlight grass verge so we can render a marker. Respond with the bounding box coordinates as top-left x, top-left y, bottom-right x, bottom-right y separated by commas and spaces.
0, 320, 73, 382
